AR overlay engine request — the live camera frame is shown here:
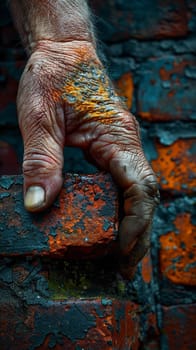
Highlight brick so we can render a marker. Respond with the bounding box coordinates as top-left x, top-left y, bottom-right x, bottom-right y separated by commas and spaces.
90, 0, 188, 42
122, 37, 196, 58
0, 177, 159, 349
0, 255, 142, 349
0, 253, 159, 349
139, 312, 160, 350
127, 253, 156, 306
155, 198, 196, 286
161, 305, 196, 350
159, 212, 196, 286
137, 56, 196, 121
151, 139, 195, 194
0, 174, 119, 259
114, 72, 134, 109
0, 297, 140, 350
187, 0, 196, 33
126, 253, 160, 346
140, 304, 160, 350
